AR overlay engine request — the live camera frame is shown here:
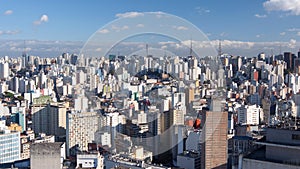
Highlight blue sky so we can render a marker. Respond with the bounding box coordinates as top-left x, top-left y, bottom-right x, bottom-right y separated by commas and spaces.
1, 0, 300, 57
